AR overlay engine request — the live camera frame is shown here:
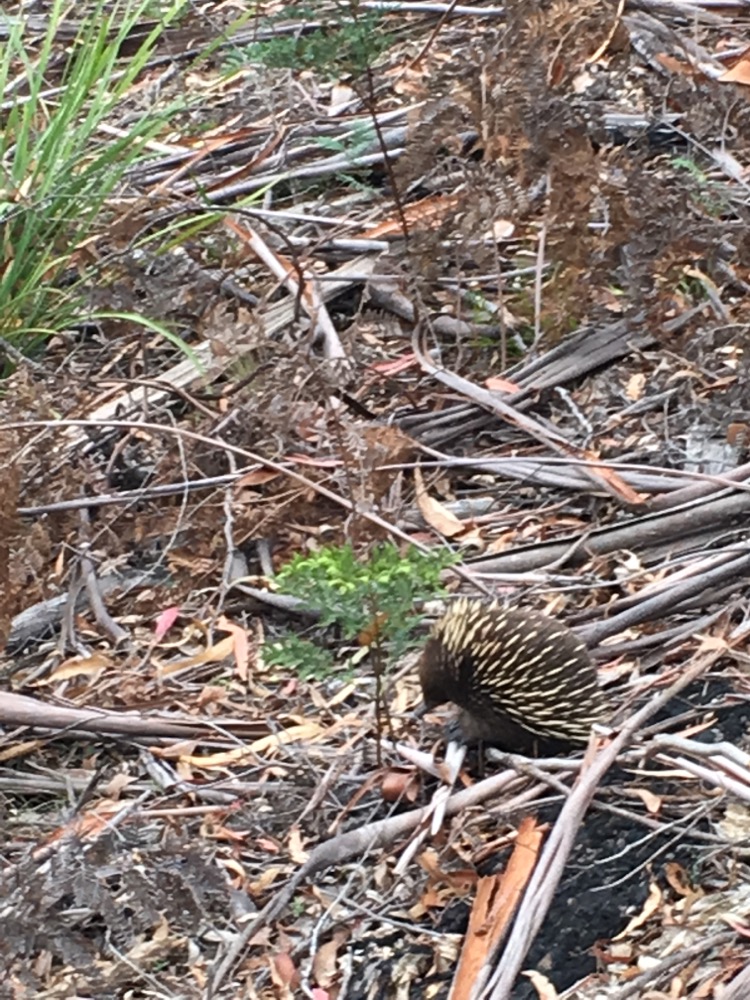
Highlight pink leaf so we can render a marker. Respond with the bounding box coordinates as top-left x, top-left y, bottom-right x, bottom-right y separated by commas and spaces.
154, 606, 180, 641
